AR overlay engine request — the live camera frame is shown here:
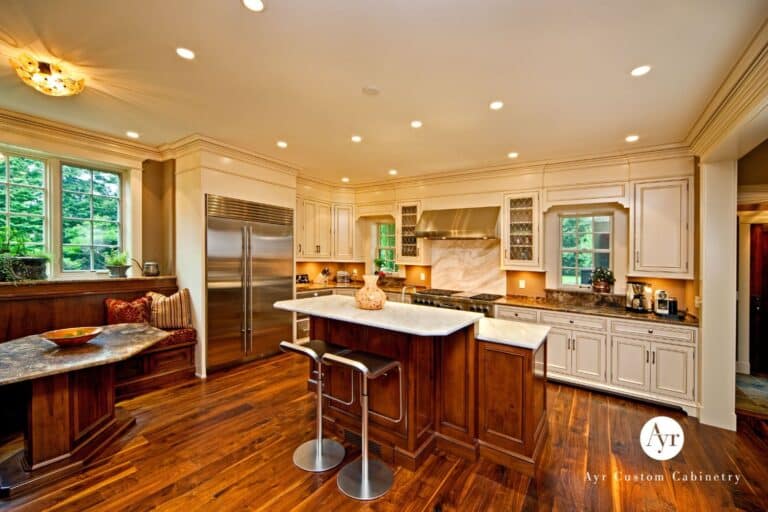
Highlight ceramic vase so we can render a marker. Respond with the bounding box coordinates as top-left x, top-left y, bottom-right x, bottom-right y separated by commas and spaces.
355, 274, 387, 310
